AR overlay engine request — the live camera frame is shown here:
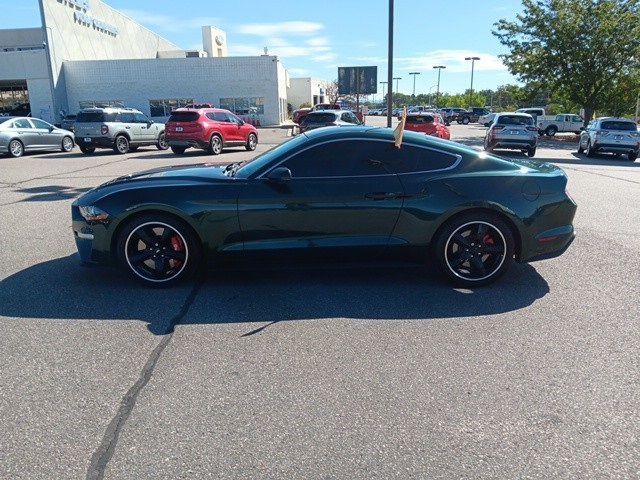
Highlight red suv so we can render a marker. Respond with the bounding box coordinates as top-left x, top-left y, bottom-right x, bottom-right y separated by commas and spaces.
165, 108, 258, 155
